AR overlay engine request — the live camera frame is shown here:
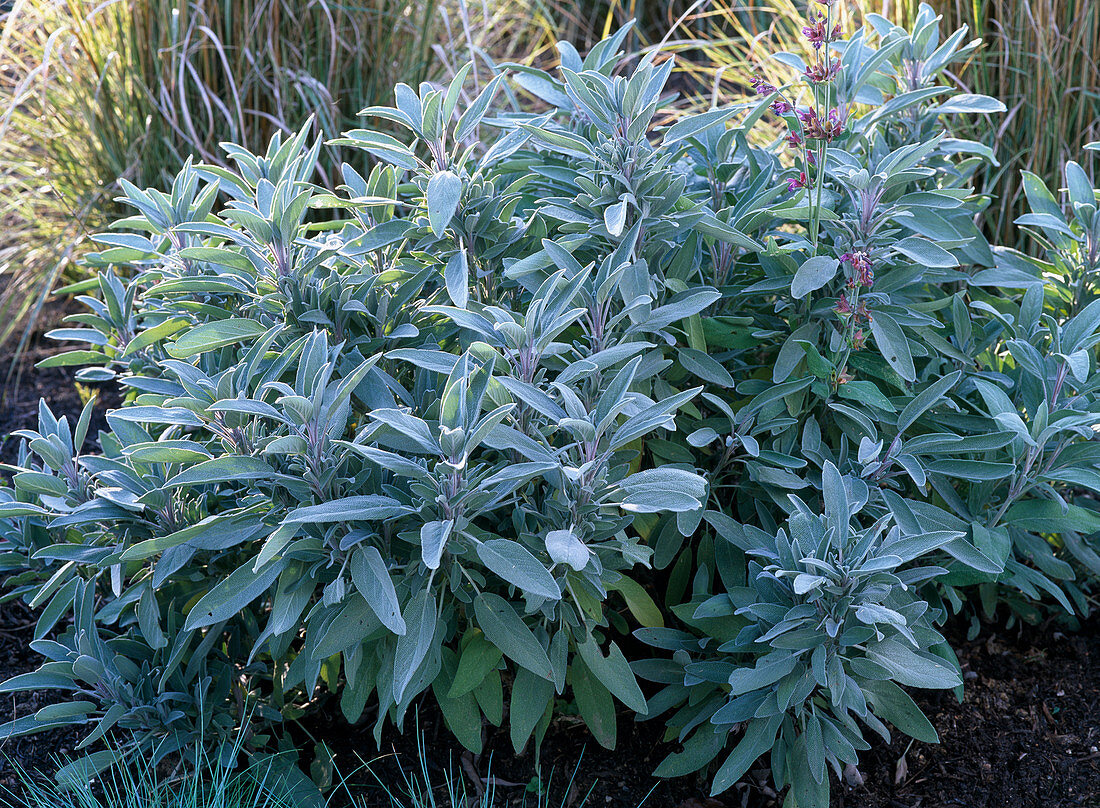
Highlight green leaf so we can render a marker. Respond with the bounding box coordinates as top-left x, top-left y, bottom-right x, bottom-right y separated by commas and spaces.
1001, 501, 1100, 534
1062, 297, 1100, 353
121, 318, 189, 357
332, 129, 420, 169
926, 459, 1015, 481
695, 212, 761, 251
867, 639, 961, 689
773, 323, 818, 383
435, 650, 484, 754
14, 471, 68, 498
476, 539, 561, 601
445, 249, 469, 309
790, 255, 839, 299
576, 636, 648, 714
837, 381, 896, 412
608, 576, 663, 627
350, 546, 406, 635
604, 198, 628, 237
36, 350, 105, 368
897, 370, 961, 433
455, 74, 504, 141
804, 714, 825, 783
710, 715, 783, 795
570, 657, 616, 749
448, 632, 503, 699
111, 406, 204, 427
738, 376, 813, 420
284, 495, 411, 523
679, 348, 735, 387
664, 106, 737, 145
0, 671, 79, 693
617, 467, 707, 513
545, 528, 590, 571
795, 340, 834, 379
862, 679, 939, 743
518, 123, 594, 159
393, 590, 437, 702
727, 654, 799, 696
420, 519, 454, 570
653, 726, 727, 778
1044, 467, 1100, 491
34, 701, 96, 721
138, 588, 166, 649
247, 752, 326, 808
426, 170, 462, 237
184, 558, 284, 630
870, 311, 915, 382
509, 666, 554, 753
1065, 161, 1096, 210
931, 93, 1006, 114
354, 219, 416, 252
167, 319, 269, 358
893, 236, 958, 268
176, 247, 253, 271
0, 503, 49, 518
125, 440, 212, 464
54, 751, 124, 788
473, 593, 553, 681
879, 530, 961, 564
313, 596, 382, 659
